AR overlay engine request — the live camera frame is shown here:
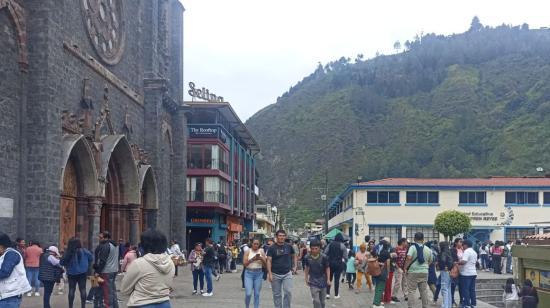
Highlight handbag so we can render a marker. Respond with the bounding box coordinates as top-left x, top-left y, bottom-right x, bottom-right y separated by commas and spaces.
450, 264, 459, 279
366, 257, 382, 277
